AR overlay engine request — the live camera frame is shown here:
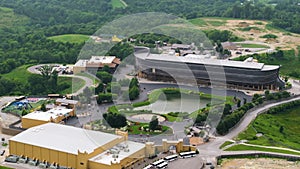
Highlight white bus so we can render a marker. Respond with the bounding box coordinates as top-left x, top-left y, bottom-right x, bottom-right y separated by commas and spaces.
179, 151, 196, 158
164, 154, 178, 162
152, 159, 165, 166
156, 162, 168, 169
143, 164, 154, 169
